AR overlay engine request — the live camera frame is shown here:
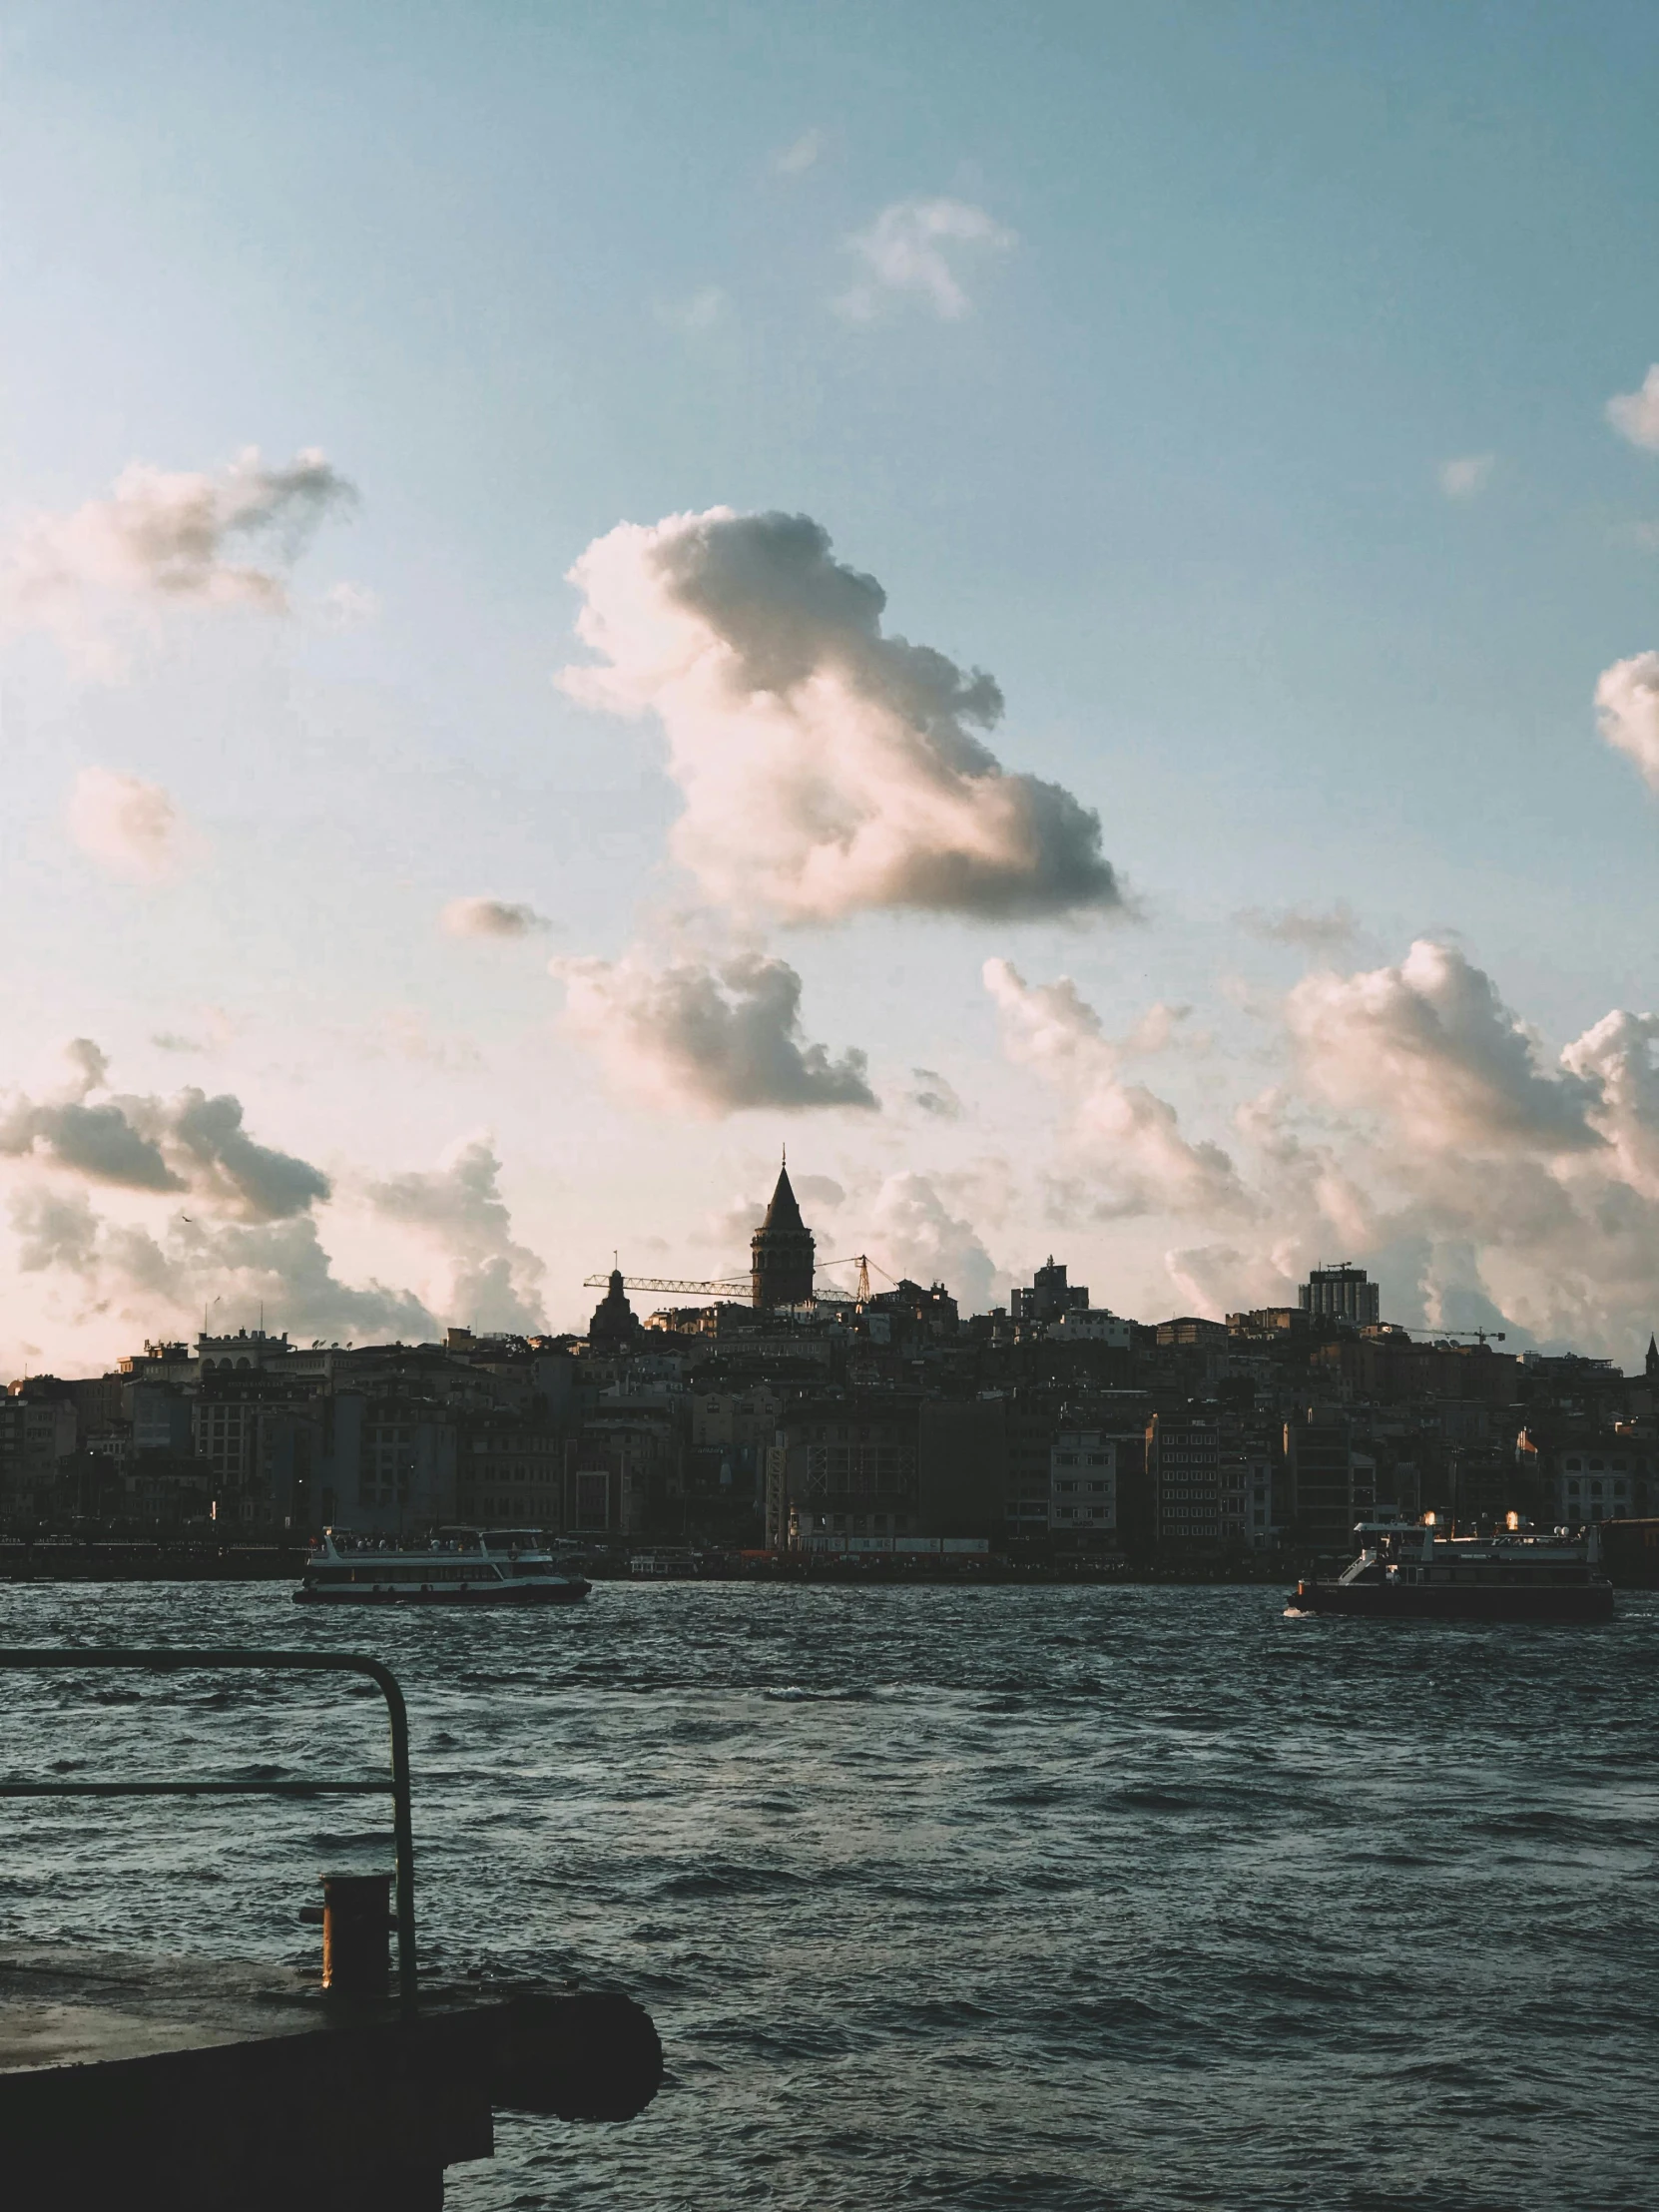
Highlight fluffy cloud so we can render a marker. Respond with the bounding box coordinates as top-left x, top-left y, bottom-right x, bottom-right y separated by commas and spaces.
838, 198, 1016, 320
1595, 651, 1659, 791
775, 128, 824, 175
1144, 942, 1659, 1356
366, 1137, 548, 1333
867, 1172, 999, 1311
562, 507, 1118, 923
1438, 454, 1495, 499
440, 896, 553, 939
1285, 939, 1601, 1154
907, 1067, 962, 1120
67, 768, 191, 882
28, 1203, 441, 1346
4, 449, 354, 643
1607, 365, 1659, 454
10, 1186, 101, 1275
1237, 902, 1362, 954
161, 1090, 332, 1220
0, 1044, 329, 1218
984, 958, 1249, 1219
556, 947, 876, 1116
